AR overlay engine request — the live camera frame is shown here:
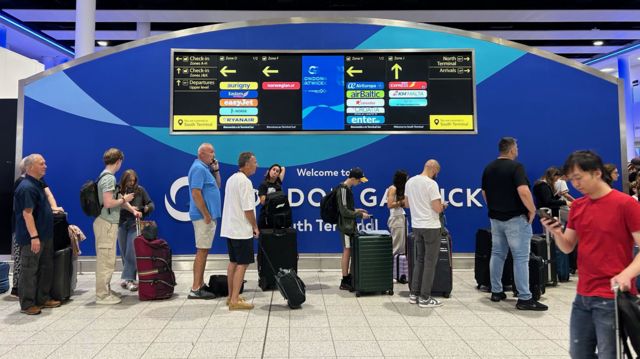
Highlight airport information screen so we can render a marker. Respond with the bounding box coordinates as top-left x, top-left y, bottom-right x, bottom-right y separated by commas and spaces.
171, 50, 475, 133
